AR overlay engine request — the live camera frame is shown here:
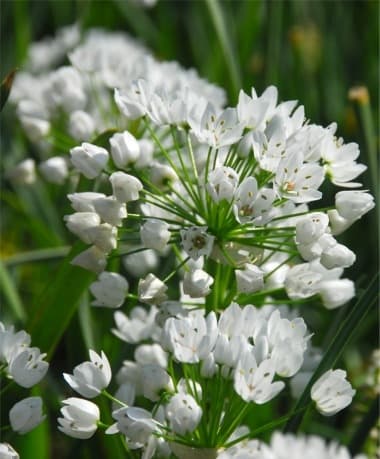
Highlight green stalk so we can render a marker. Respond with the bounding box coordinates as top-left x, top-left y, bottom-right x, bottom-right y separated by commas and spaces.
205, 0, 242, 99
